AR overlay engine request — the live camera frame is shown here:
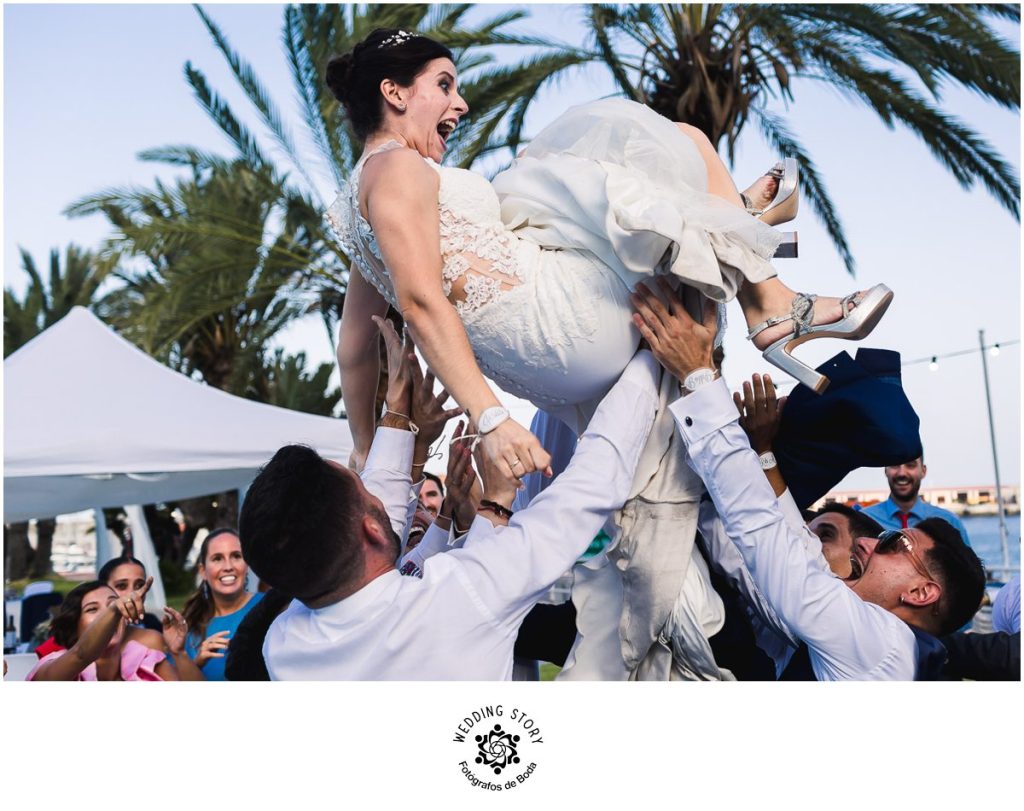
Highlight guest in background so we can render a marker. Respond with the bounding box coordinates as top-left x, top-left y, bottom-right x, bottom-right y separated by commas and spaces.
97, 555, 163, 631
182, 528, 263, 681
419, 472, 444, 518
862, 456, 970, 545
28, 577, 178, 681
34, 554, 204, 680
